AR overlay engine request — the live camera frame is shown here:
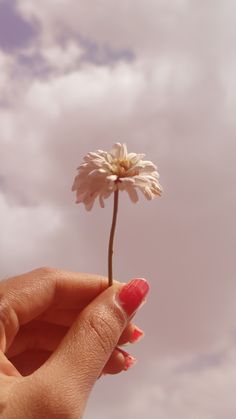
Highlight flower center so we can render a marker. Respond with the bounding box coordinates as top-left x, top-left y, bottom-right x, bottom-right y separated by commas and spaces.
111, 159, 138, 178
